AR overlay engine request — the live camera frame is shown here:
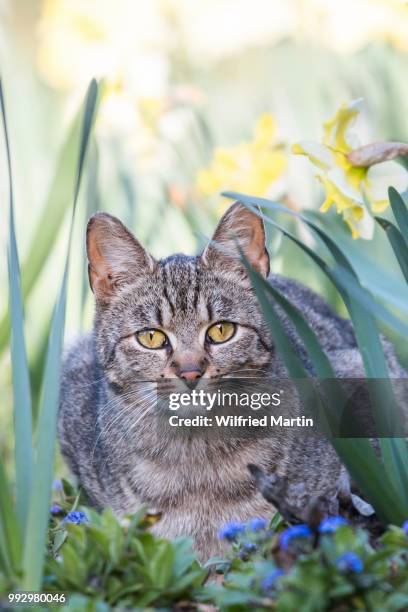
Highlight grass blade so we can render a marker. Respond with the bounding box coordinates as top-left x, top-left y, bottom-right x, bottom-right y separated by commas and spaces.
0, 80, 33, 537
22, 79, 98, 591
